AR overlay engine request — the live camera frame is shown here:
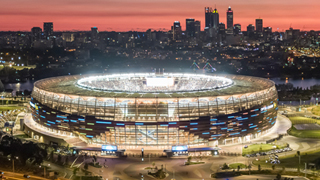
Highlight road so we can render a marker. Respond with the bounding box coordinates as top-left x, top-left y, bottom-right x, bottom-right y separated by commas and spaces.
0, 171, 48, 180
